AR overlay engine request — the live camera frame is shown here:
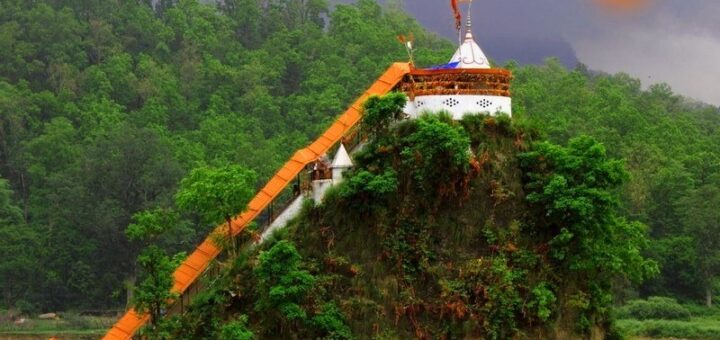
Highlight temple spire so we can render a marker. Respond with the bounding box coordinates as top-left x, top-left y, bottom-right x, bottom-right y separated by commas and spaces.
448, 0, 490, 69
466, 0, 473, 31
